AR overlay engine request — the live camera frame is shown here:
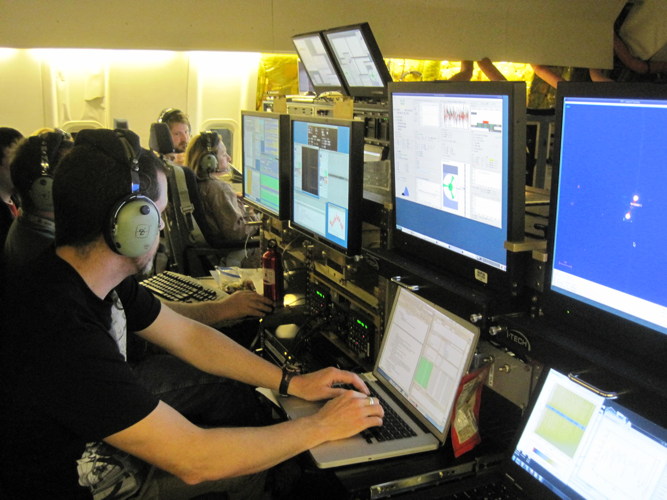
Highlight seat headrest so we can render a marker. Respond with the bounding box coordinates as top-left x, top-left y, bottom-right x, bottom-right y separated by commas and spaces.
149, 122, 175, 155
